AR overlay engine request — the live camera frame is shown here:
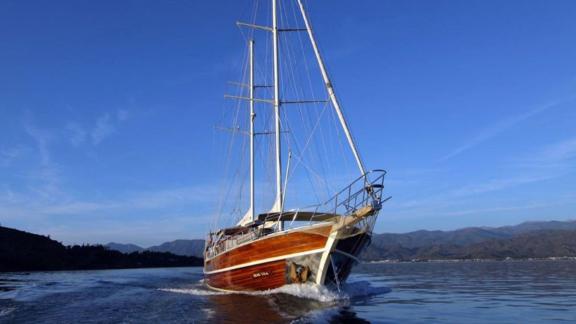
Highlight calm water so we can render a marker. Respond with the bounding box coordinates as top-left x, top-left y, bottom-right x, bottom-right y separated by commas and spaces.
1, 260, 575, 323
